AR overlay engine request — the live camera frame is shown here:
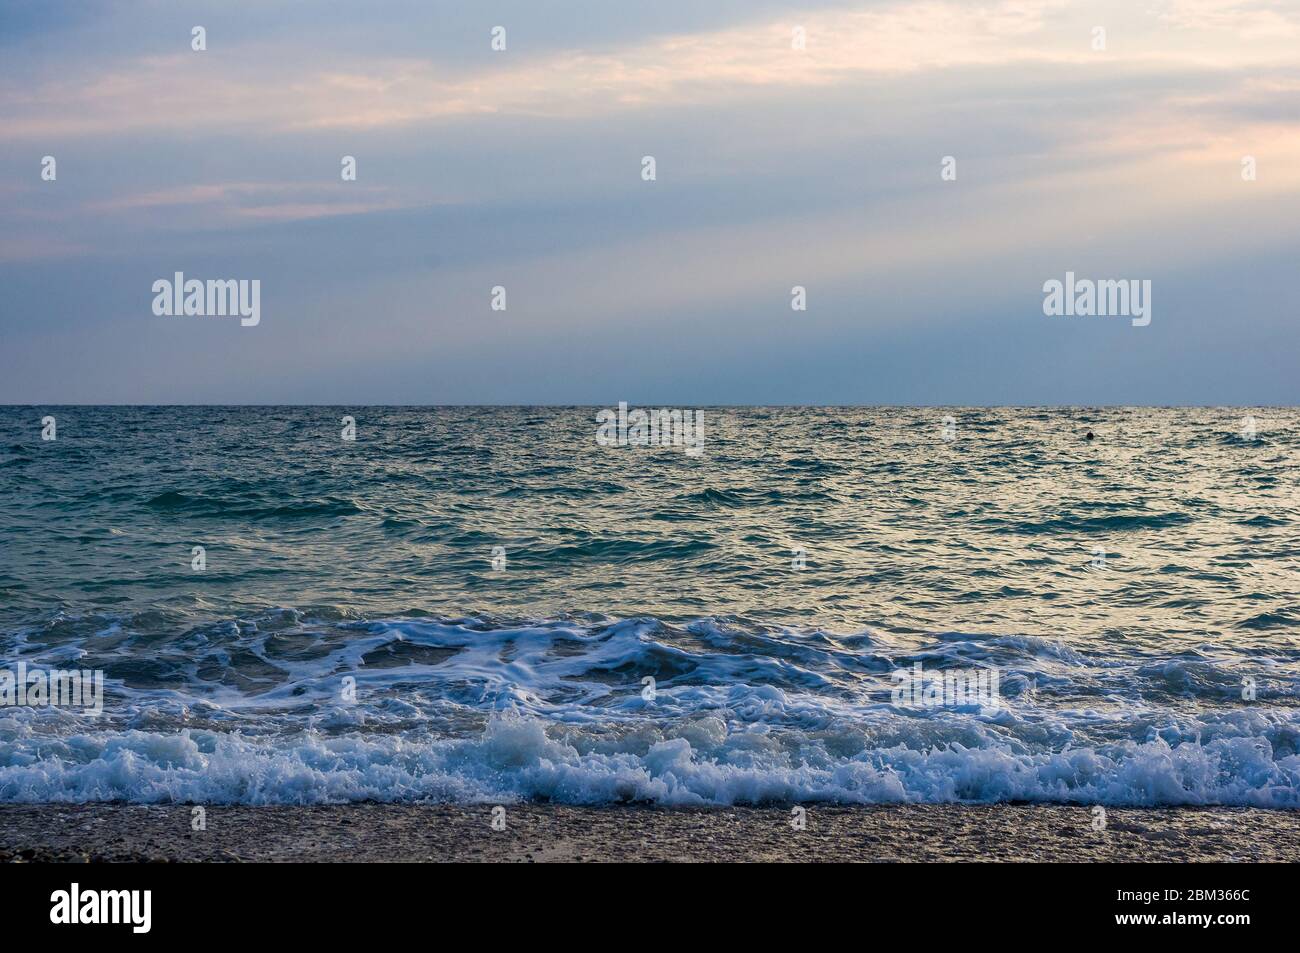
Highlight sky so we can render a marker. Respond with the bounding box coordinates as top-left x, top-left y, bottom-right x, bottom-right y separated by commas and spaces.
1, 0, 1298, 405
